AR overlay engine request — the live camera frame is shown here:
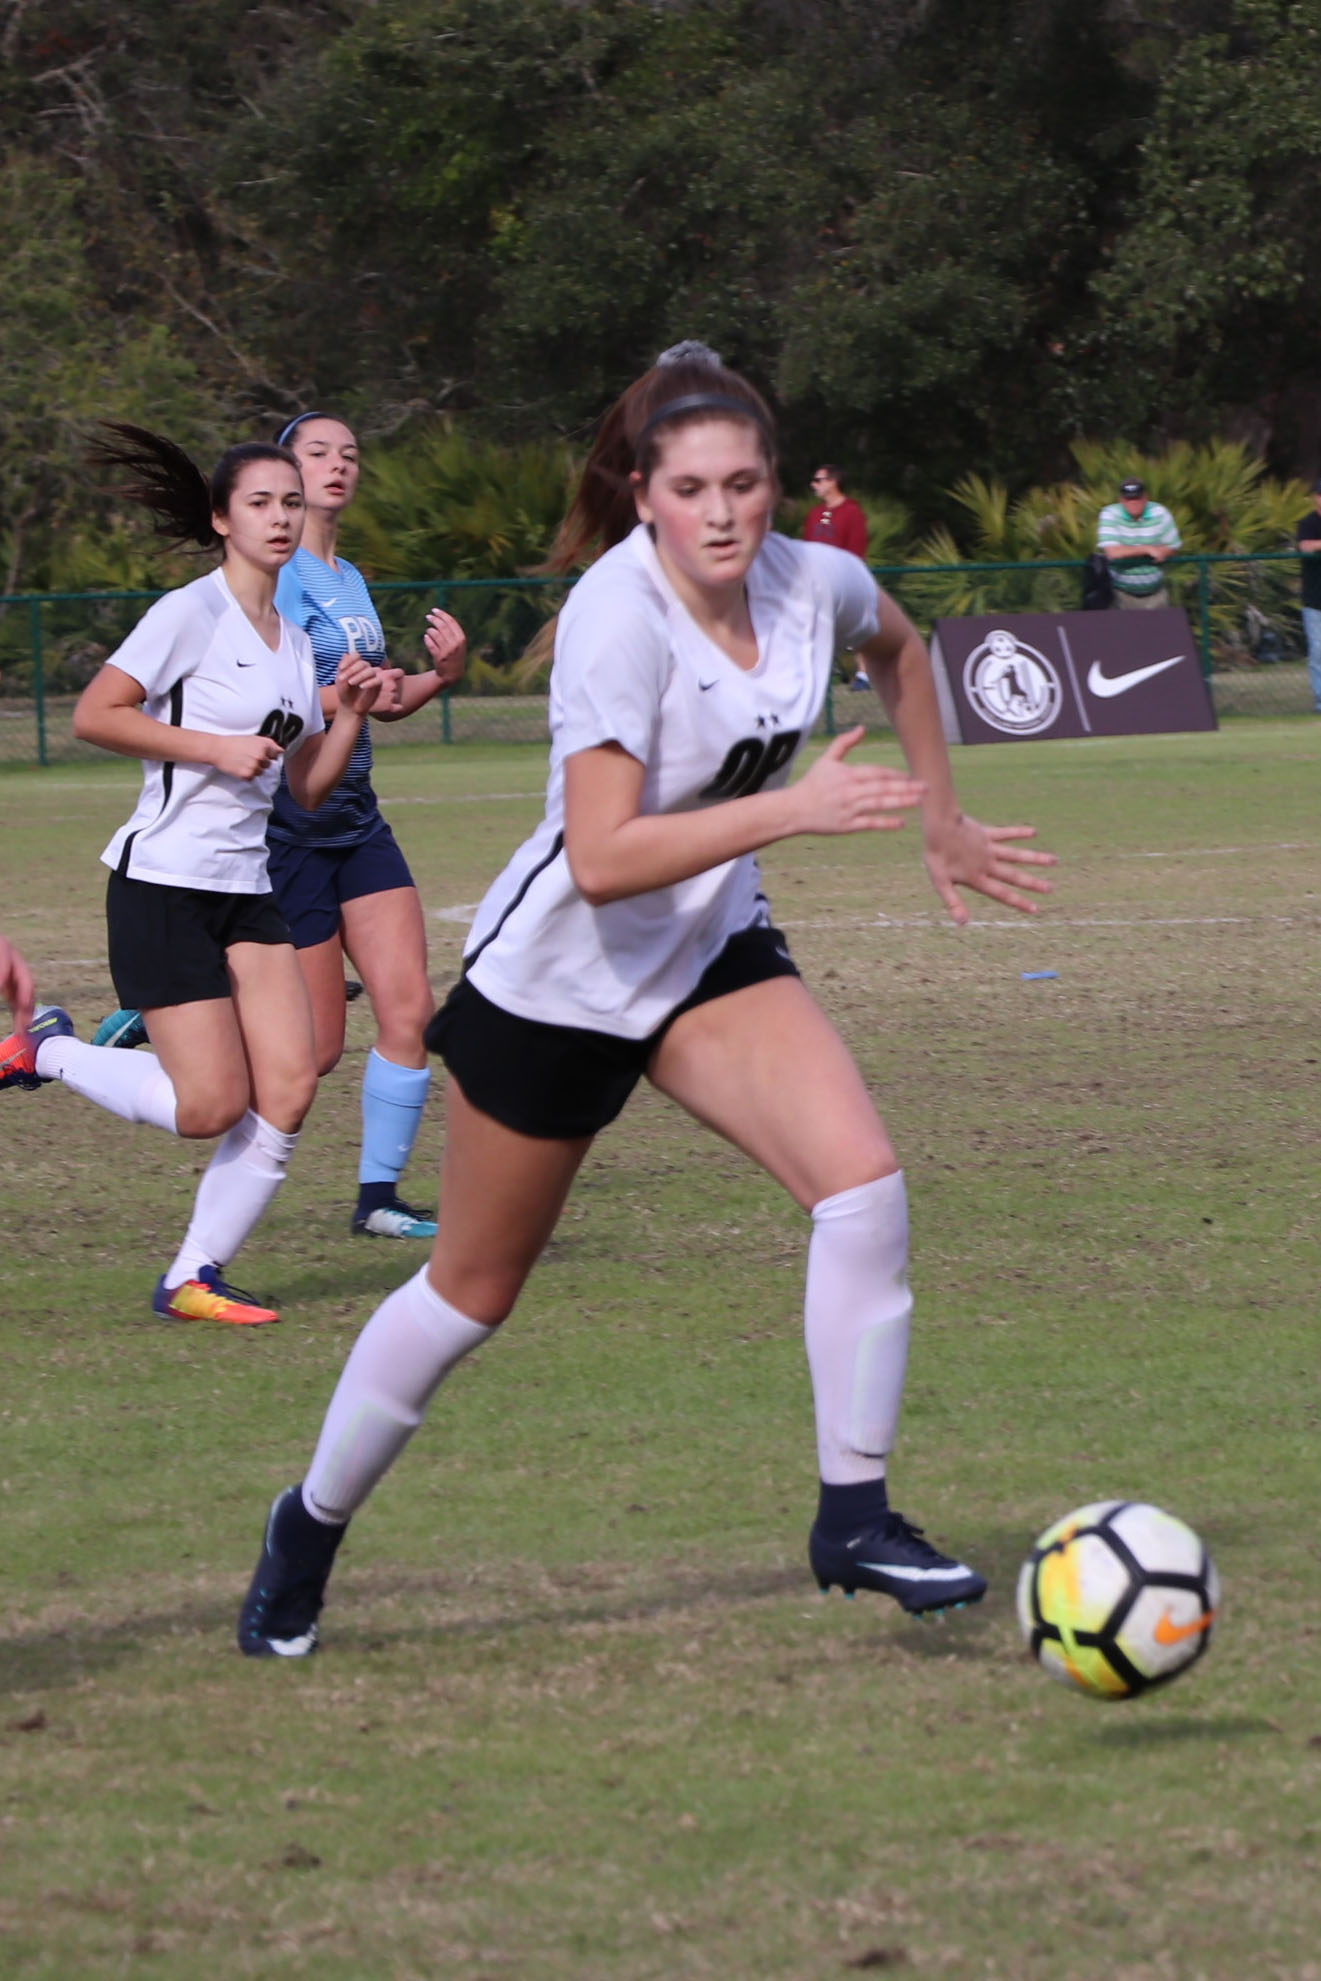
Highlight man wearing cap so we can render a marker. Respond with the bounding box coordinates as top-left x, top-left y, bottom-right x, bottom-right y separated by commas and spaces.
1095, 479, 1182, 610
1295, 478, 1321, 713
